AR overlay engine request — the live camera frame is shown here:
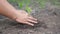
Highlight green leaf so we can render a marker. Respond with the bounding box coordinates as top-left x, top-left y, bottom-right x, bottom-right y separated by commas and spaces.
25, 6, 32, 14
18, 2, 23, 9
